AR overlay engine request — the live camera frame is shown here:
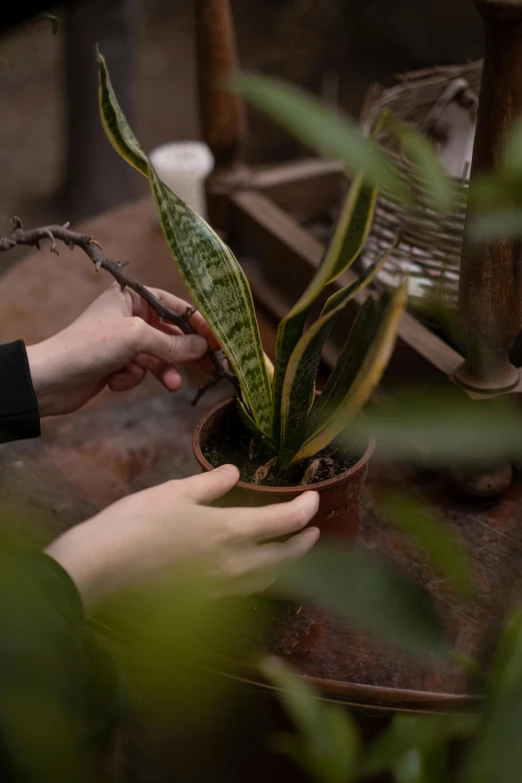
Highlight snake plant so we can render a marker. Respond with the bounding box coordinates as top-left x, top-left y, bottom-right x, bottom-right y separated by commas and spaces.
97, 52, 406, 472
